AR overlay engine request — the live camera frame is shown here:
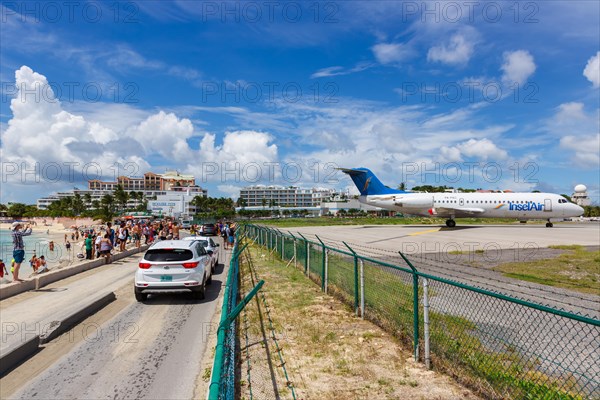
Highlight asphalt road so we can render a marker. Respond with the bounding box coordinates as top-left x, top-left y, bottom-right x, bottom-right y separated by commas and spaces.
1, 238, 229, 400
